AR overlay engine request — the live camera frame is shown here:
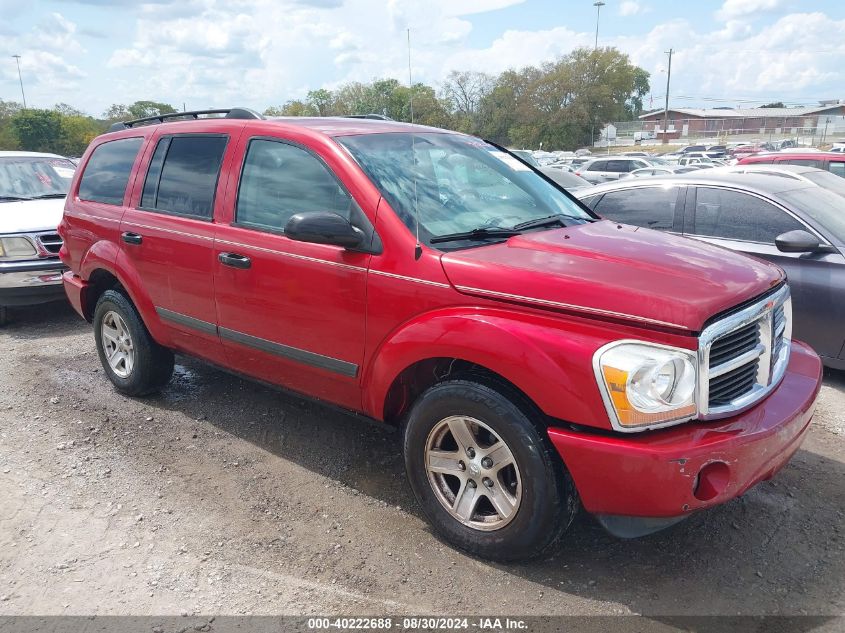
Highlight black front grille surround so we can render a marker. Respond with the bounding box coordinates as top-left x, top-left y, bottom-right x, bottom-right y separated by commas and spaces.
698, 285, 792, 419
37, 232, 63, 255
